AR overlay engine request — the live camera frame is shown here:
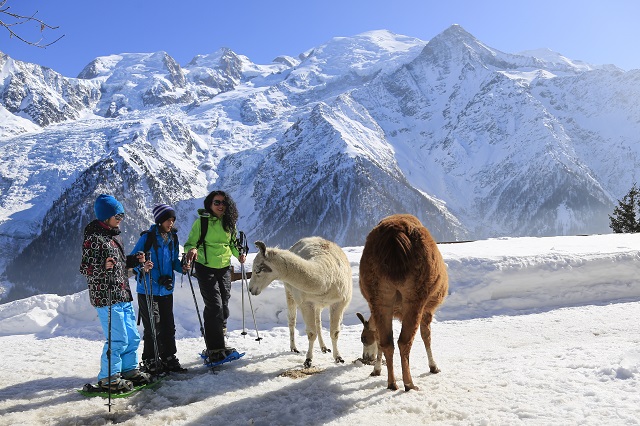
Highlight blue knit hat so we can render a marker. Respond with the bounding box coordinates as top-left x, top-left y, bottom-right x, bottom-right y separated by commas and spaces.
153, 204, 176, 224
94, 194, 125, 221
